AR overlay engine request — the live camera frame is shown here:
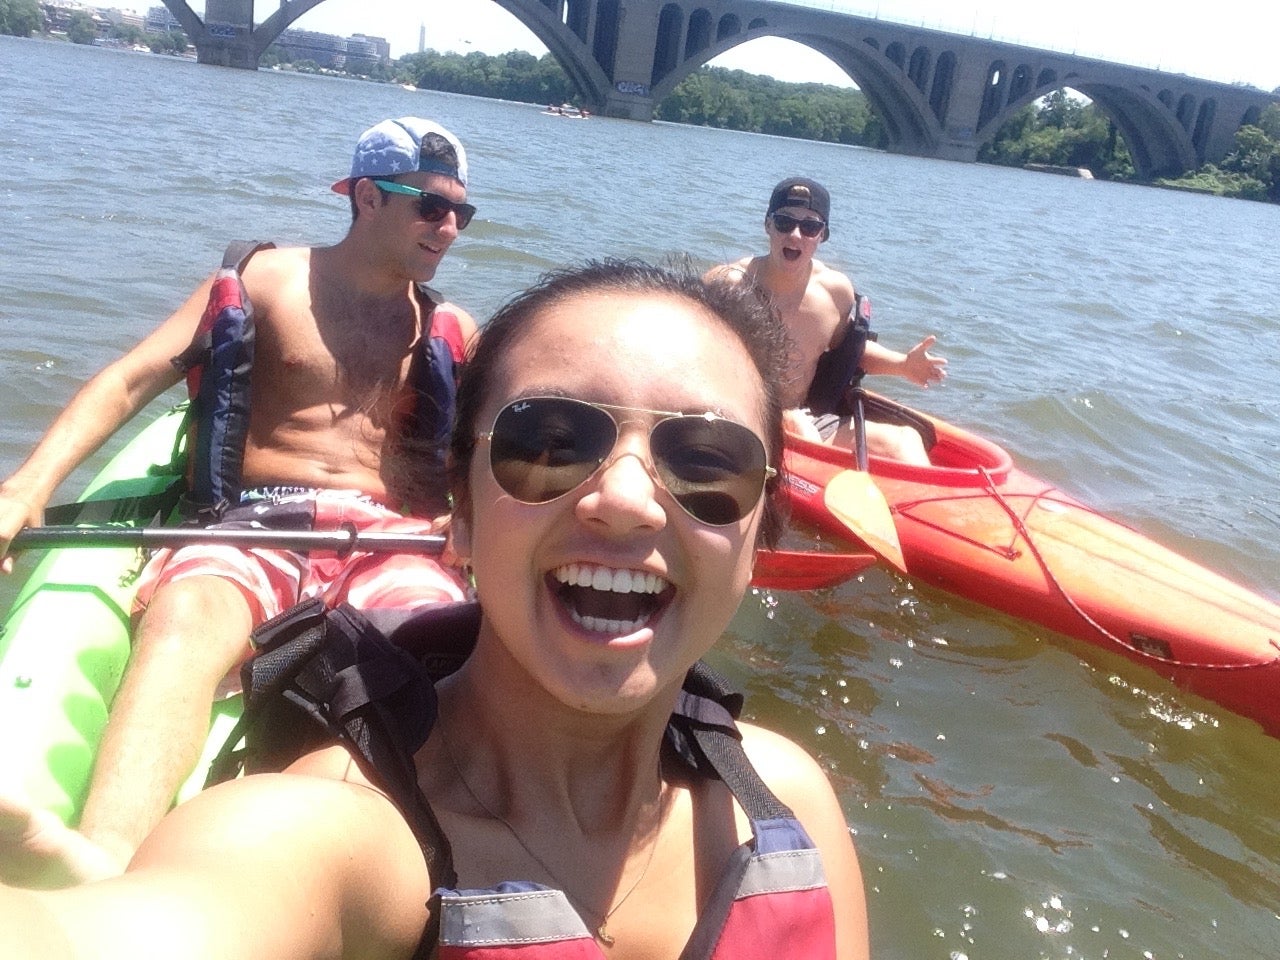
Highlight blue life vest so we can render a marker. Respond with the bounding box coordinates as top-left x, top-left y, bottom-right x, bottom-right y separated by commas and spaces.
171, 242, 465, 519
